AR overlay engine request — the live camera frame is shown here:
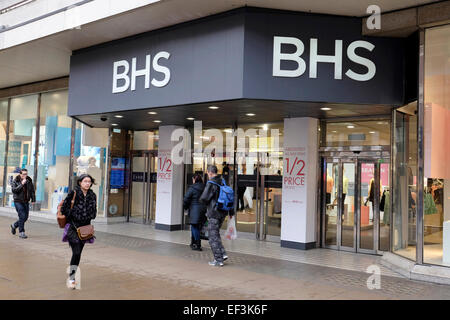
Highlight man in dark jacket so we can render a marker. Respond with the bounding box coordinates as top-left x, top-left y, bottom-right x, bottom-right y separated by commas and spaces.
200, 165, 233, 267
10, 169, 36, 239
